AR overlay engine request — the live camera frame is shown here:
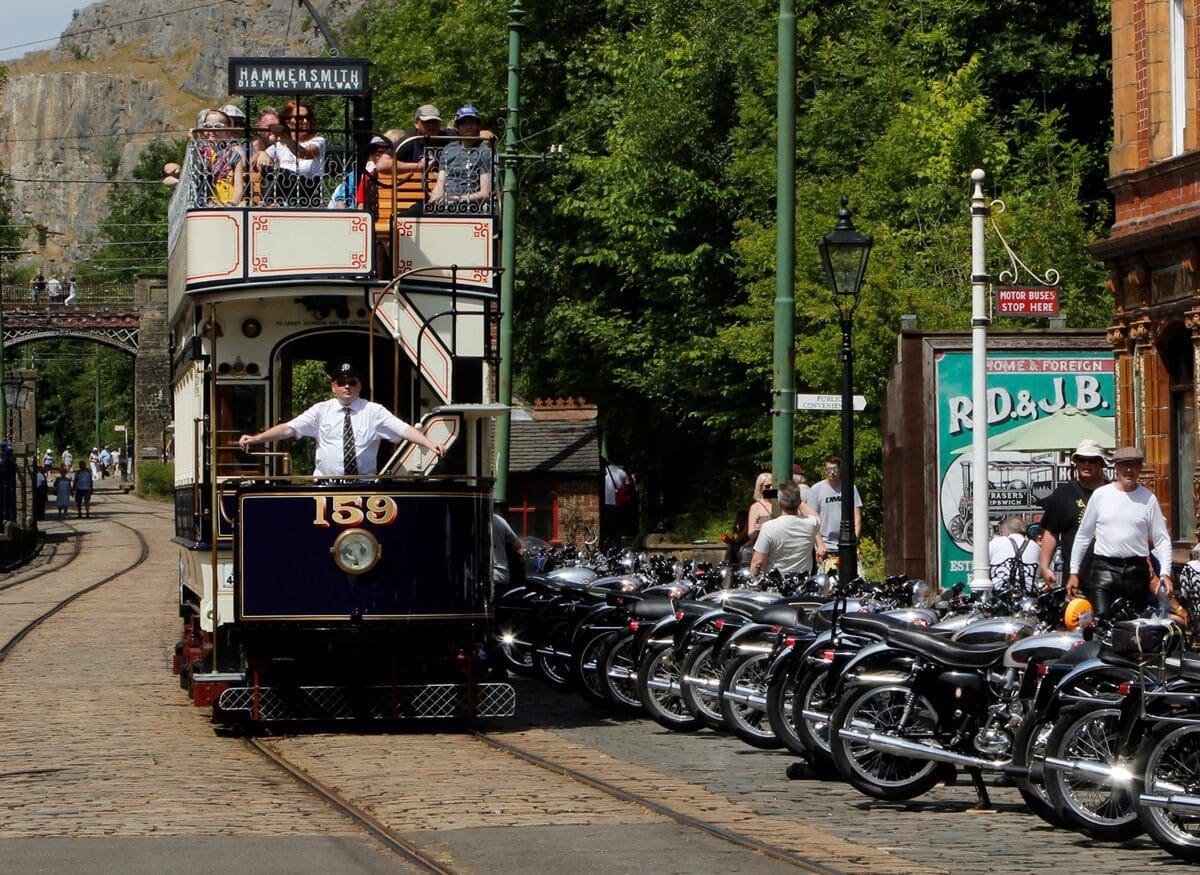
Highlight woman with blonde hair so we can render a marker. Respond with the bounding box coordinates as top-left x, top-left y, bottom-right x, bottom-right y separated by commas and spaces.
747, 472, 775, 545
